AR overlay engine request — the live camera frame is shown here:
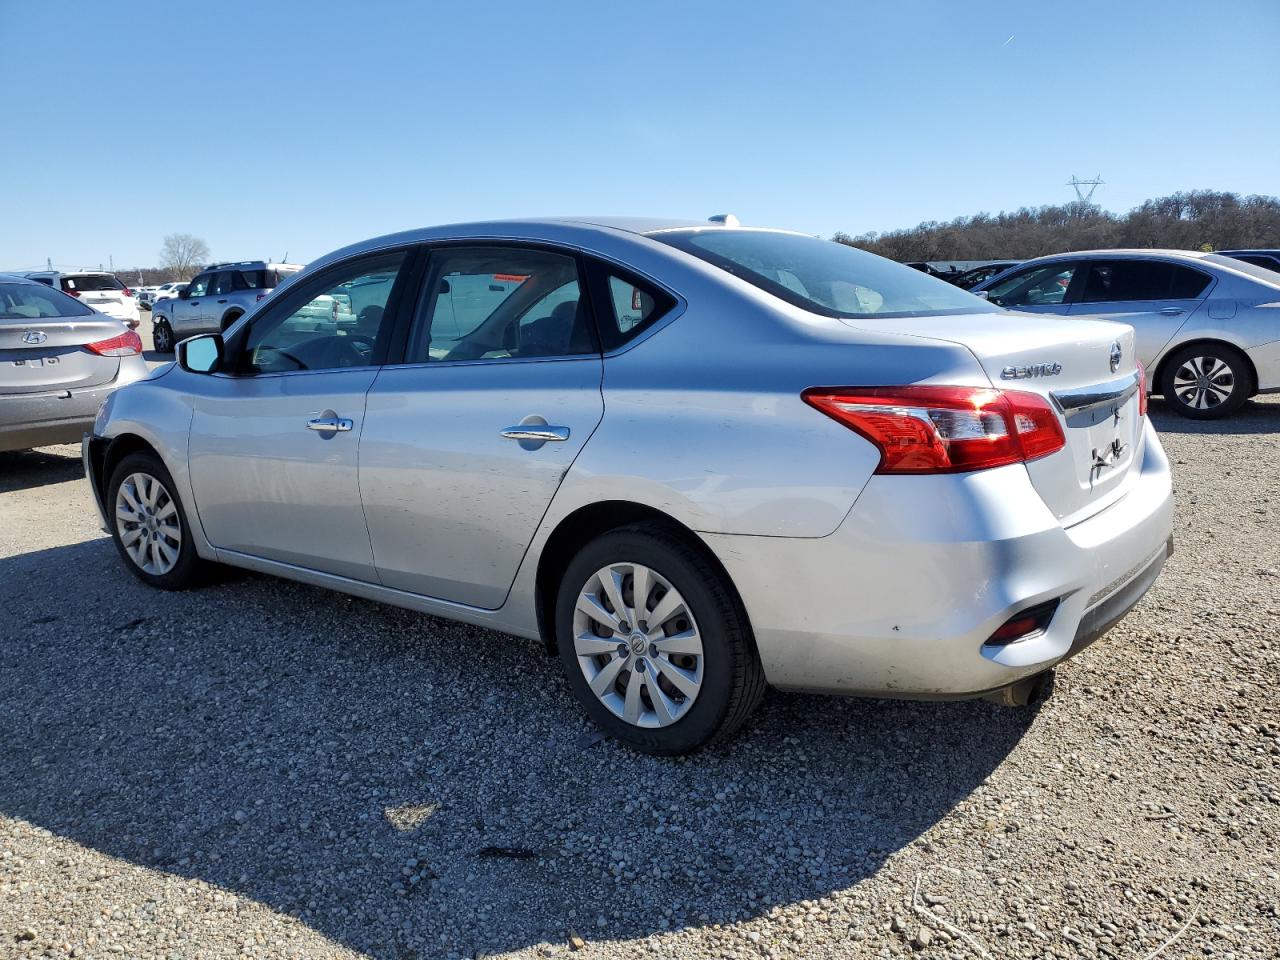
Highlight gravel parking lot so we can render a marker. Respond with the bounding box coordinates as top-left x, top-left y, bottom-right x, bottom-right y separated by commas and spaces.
1, 345, 1277, 958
